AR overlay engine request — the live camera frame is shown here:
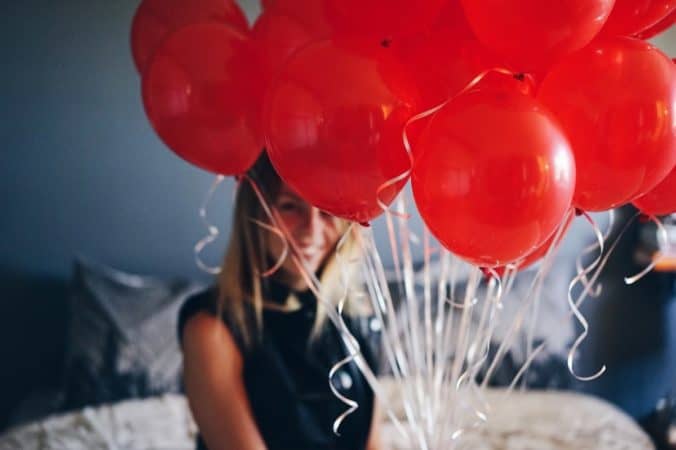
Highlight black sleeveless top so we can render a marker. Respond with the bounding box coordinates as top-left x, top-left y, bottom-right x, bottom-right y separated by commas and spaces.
177, 280, 381, 450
